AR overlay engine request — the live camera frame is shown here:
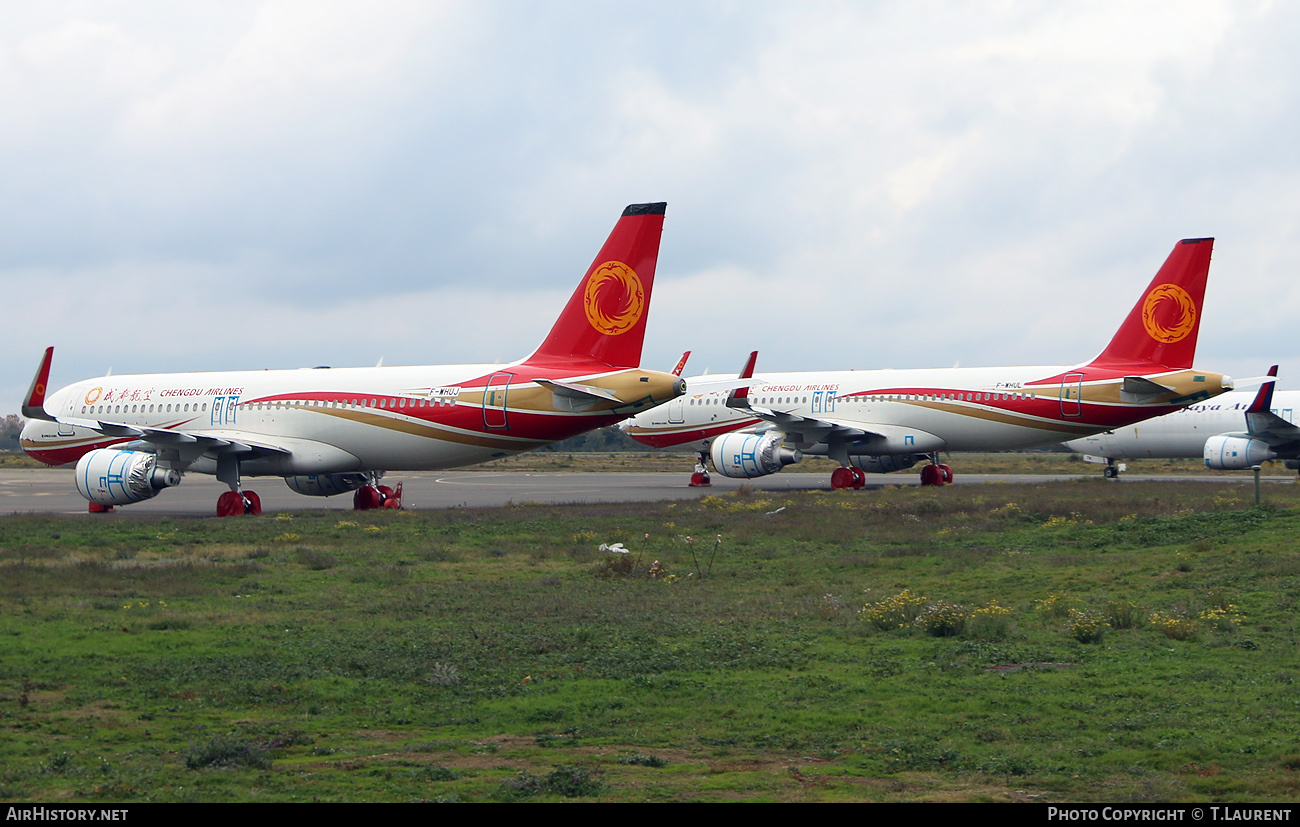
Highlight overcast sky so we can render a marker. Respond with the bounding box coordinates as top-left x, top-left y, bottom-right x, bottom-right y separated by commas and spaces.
4, 0, 1298, 408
